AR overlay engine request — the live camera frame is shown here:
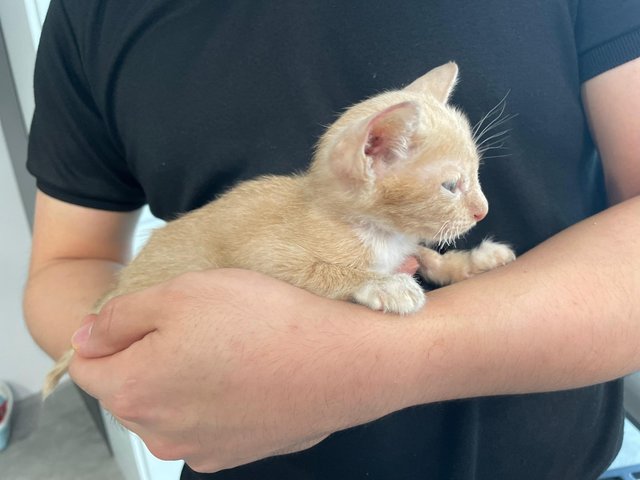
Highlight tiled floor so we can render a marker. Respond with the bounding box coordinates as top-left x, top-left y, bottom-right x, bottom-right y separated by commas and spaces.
1, 381, 638, 480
